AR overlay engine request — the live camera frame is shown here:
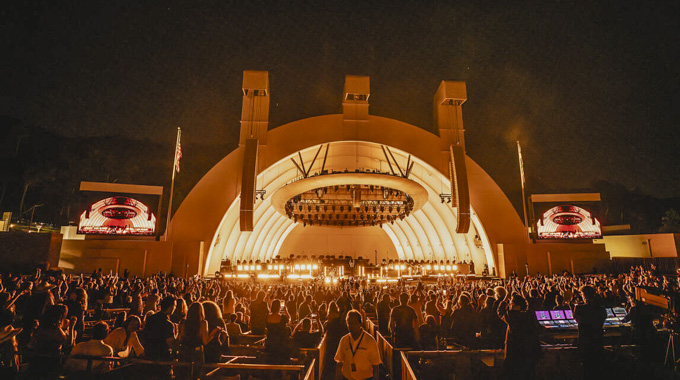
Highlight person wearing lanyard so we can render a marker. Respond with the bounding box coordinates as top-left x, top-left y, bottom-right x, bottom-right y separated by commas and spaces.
334, 310, 381, 380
